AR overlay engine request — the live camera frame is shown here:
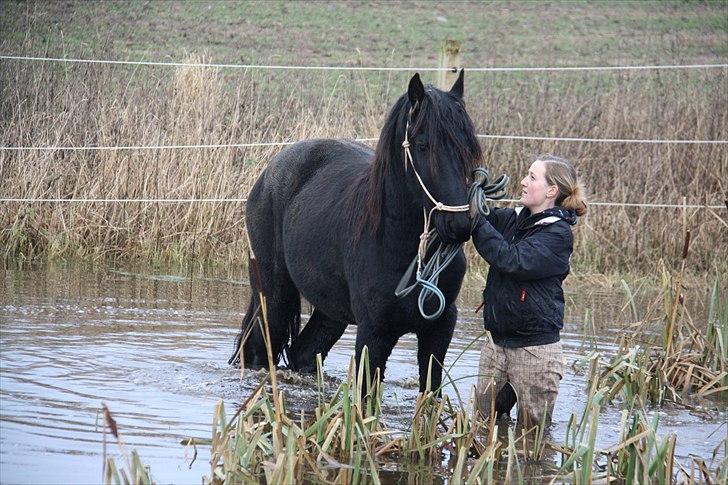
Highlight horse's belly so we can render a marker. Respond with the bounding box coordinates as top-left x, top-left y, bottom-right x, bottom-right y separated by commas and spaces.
287, 257, 353, 322
282, 223, 353, 323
